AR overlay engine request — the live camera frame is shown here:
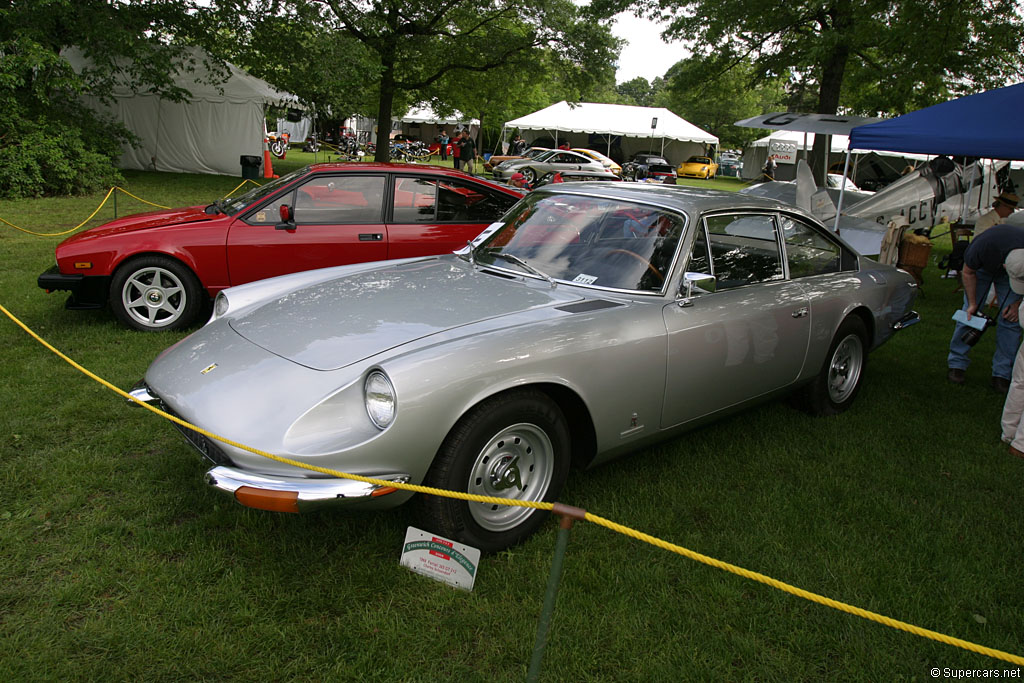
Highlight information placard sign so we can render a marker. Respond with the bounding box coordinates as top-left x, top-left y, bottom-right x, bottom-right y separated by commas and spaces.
399, 527, 480, 591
